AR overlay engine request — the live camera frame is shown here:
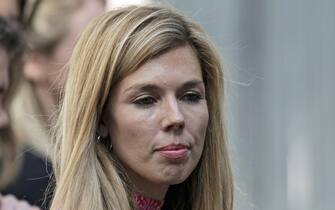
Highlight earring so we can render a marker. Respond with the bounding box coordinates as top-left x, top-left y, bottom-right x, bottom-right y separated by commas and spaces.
97, 135, 103, 144
96, 135, 113, 151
